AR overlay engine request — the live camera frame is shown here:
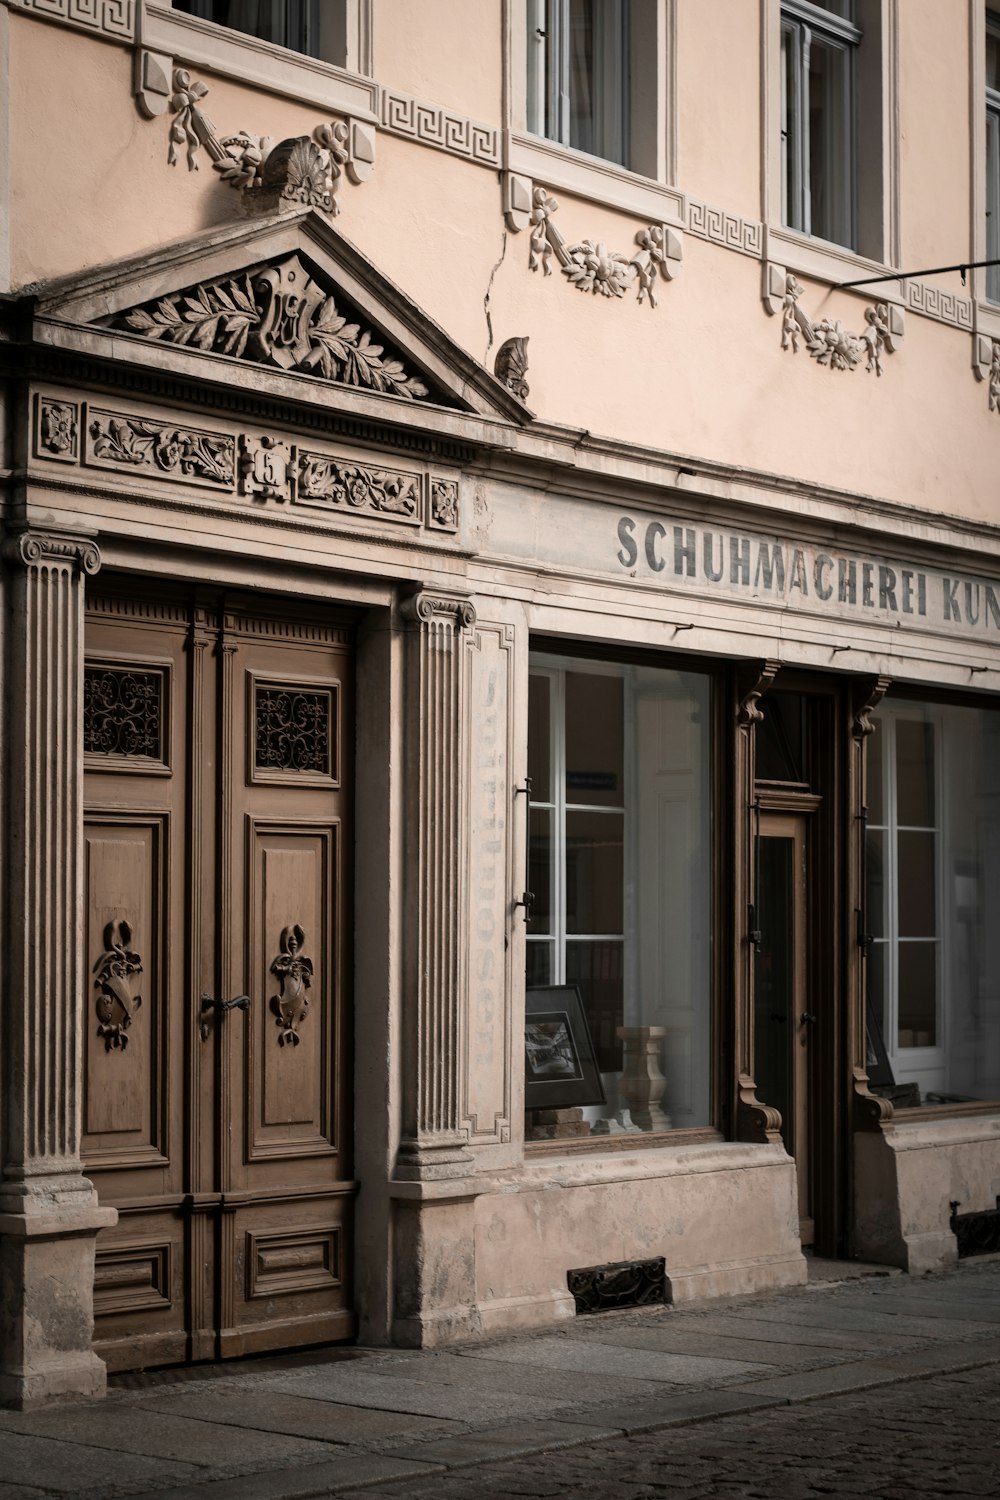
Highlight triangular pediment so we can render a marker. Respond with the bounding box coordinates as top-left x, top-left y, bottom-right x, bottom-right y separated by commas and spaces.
30, 209, 531, 426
